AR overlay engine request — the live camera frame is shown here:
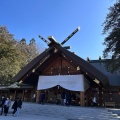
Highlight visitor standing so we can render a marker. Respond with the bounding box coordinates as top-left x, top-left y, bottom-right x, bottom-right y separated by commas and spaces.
8, 97, 11, 112
66, 91, 71, 106
0, 96, 5, 115
92, 96, 97, 106
40, 92, 45, 104
61, 91, 65, 106
4, 98, 10, 116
